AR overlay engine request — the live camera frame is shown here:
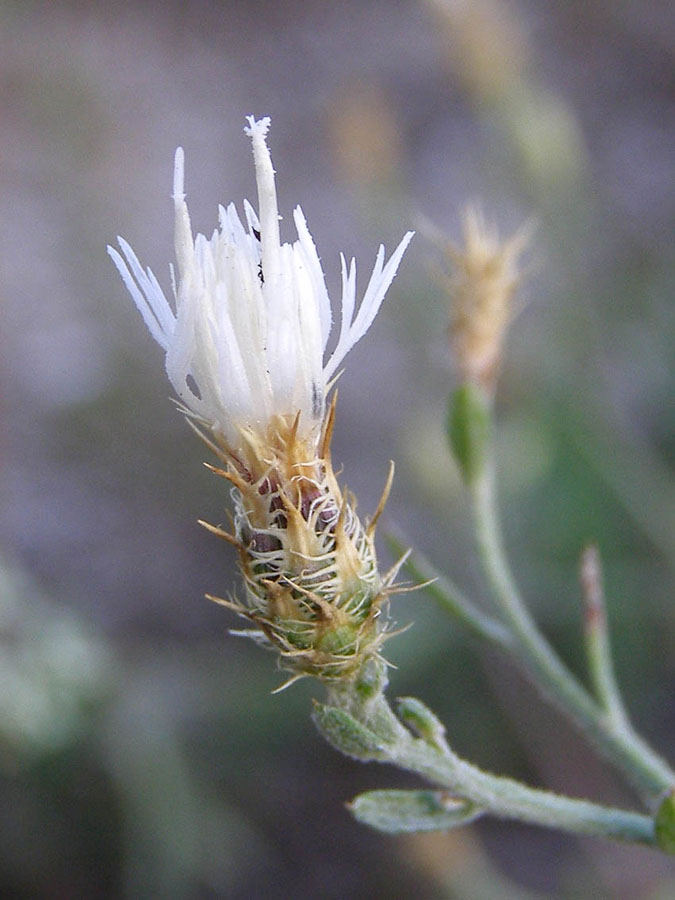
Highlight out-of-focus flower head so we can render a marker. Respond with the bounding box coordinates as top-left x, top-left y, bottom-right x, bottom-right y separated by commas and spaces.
445, 206, 530, 392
